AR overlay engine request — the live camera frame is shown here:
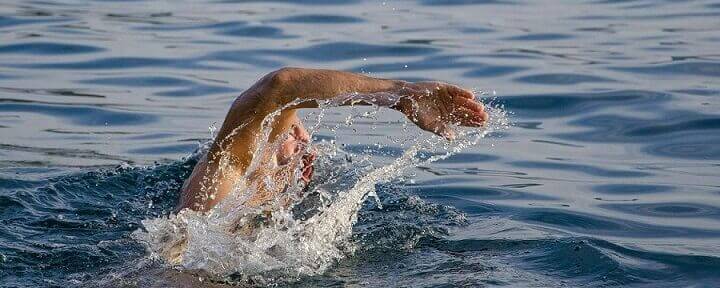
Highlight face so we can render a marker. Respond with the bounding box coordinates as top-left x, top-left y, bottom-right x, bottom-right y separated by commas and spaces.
276, 122, 315, 184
